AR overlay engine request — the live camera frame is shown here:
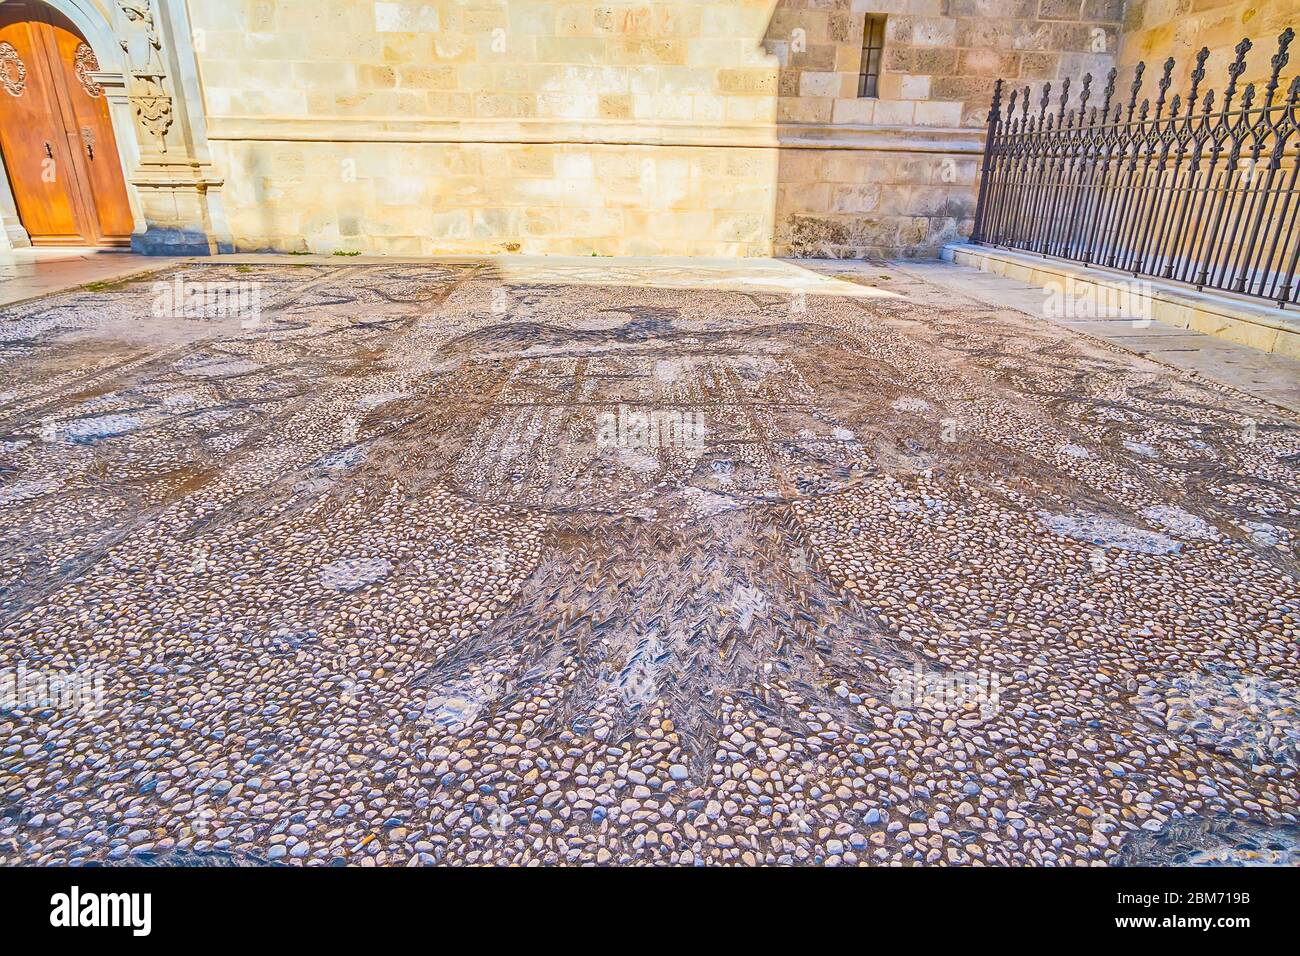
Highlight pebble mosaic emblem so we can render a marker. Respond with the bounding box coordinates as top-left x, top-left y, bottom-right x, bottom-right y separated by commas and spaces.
0, 262, 1296, 866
